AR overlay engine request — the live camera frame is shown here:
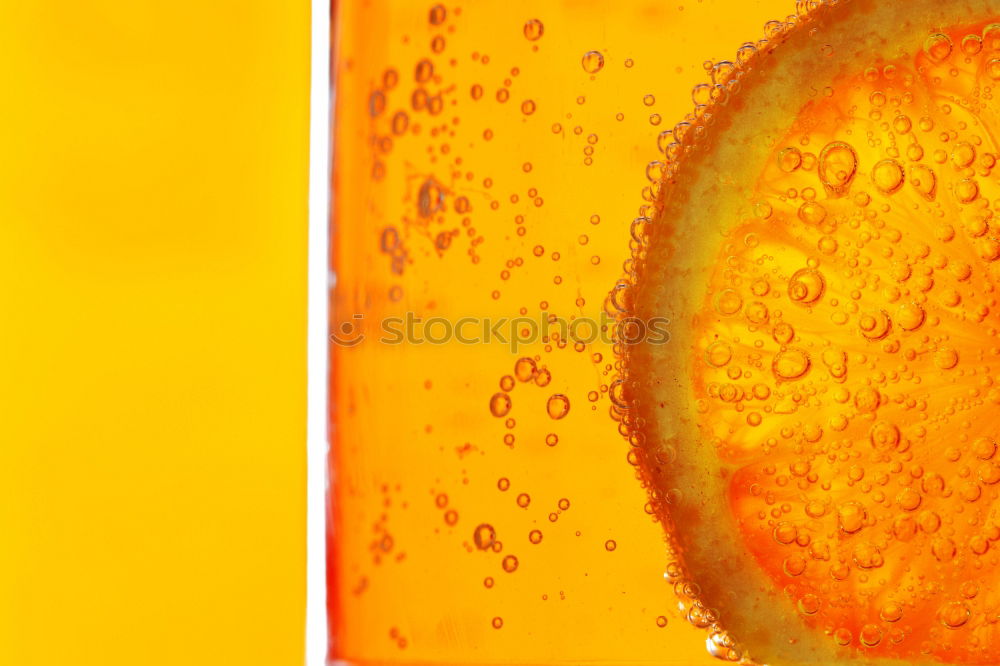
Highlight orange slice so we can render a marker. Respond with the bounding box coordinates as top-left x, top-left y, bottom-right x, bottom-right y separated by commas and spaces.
622, 1, 1000, 664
